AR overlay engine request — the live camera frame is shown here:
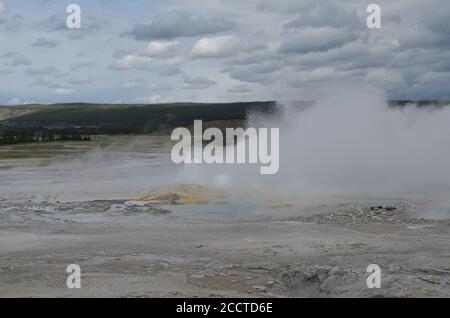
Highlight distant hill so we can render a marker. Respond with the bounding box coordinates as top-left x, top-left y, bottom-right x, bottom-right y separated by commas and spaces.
2, 100, 447, 139
0, 102, 277, 135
